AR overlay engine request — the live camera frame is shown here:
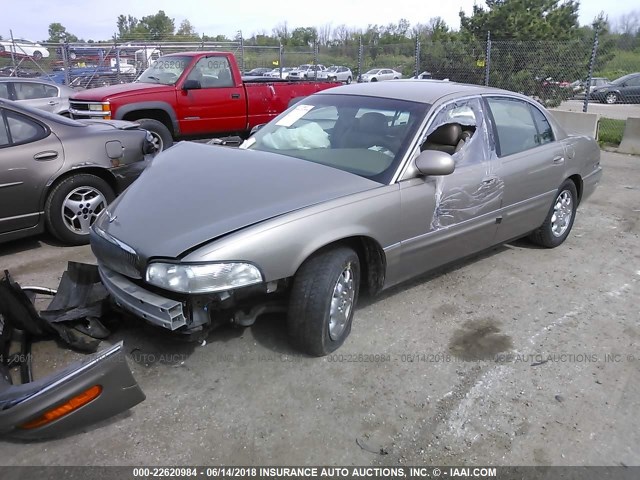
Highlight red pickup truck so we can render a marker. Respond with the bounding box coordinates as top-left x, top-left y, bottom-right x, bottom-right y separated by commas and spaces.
69, 52, 339, 150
